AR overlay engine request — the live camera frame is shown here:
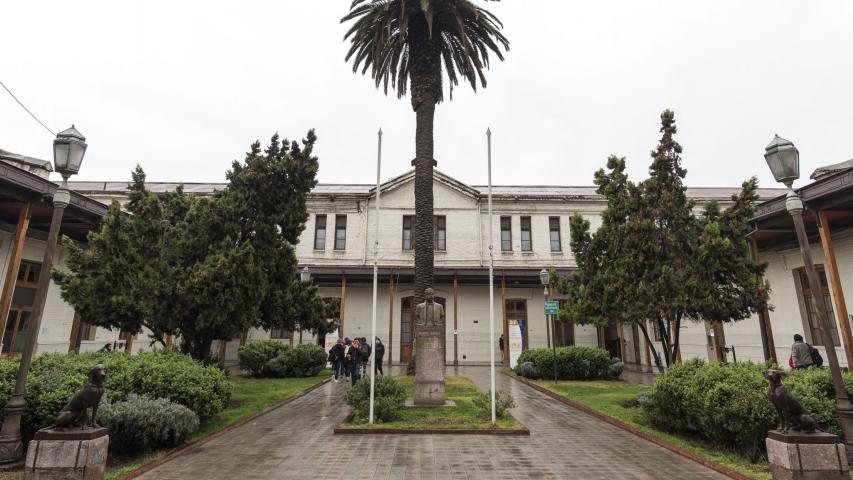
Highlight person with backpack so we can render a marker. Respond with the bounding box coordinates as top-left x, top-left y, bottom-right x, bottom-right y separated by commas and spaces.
358, 337, 372, 377
328, 339, 345, 383
791, 334, 822, 369
374, 337, 385, 375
